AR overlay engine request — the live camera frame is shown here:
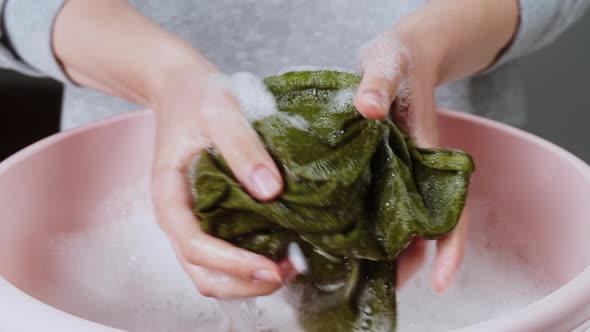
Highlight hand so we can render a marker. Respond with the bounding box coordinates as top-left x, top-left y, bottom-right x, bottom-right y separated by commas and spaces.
353, 0, 519, 291
53, 0, 289, 299
150, 66, 288, 299
354, 30, 467, 292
